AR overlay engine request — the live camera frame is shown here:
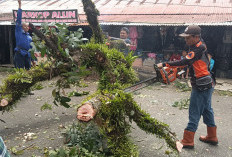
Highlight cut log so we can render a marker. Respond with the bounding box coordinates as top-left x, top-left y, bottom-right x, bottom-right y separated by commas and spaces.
76, 97, 101, 122
77, 102, 96, 122
0, 99, 8, 107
